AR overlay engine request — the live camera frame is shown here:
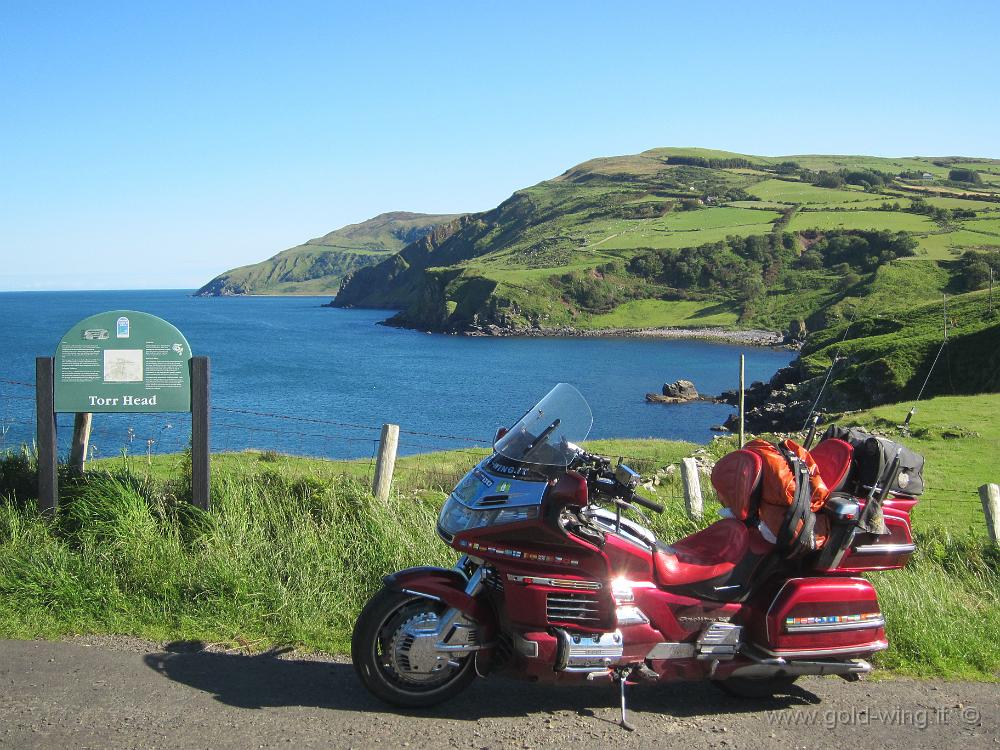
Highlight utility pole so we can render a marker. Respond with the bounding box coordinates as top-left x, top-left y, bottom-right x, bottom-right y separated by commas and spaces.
943, 293, 948, 342
990, 266, 994, 316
